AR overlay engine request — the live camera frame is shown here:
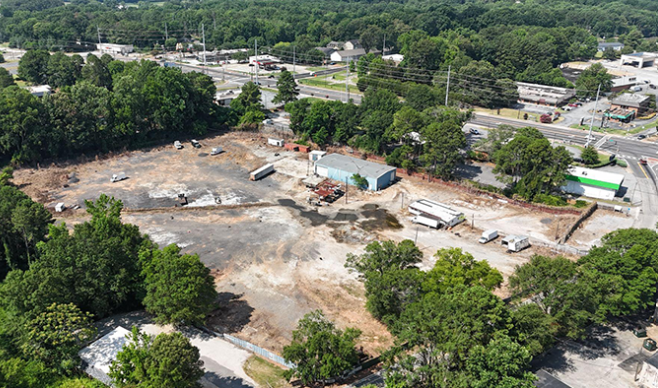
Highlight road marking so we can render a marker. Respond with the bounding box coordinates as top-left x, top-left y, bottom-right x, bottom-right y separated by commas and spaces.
638, 162, 650, 180
594, 135, 610, 149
